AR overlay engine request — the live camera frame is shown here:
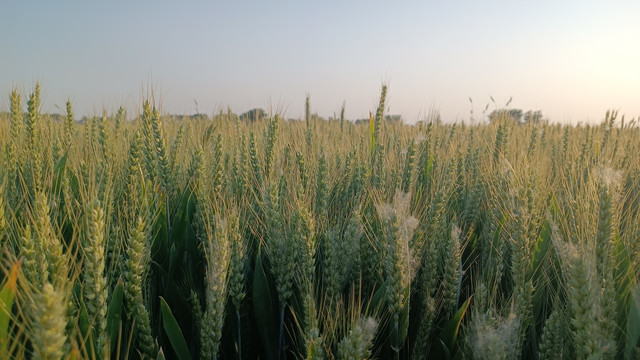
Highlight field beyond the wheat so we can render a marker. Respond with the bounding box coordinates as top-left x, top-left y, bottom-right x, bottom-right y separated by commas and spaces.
1, 84, 639, 360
